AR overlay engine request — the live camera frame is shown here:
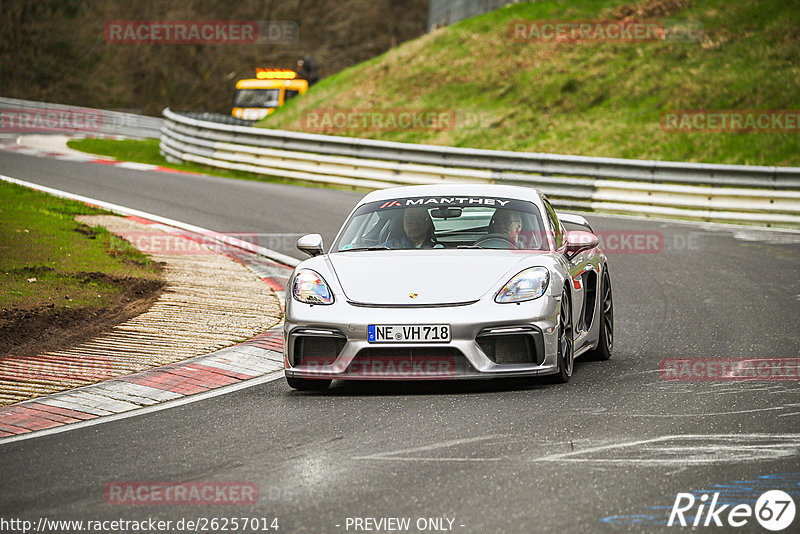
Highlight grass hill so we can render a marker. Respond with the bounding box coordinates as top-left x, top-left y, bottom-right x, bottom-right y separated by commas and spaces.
260, 0, 800, 166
